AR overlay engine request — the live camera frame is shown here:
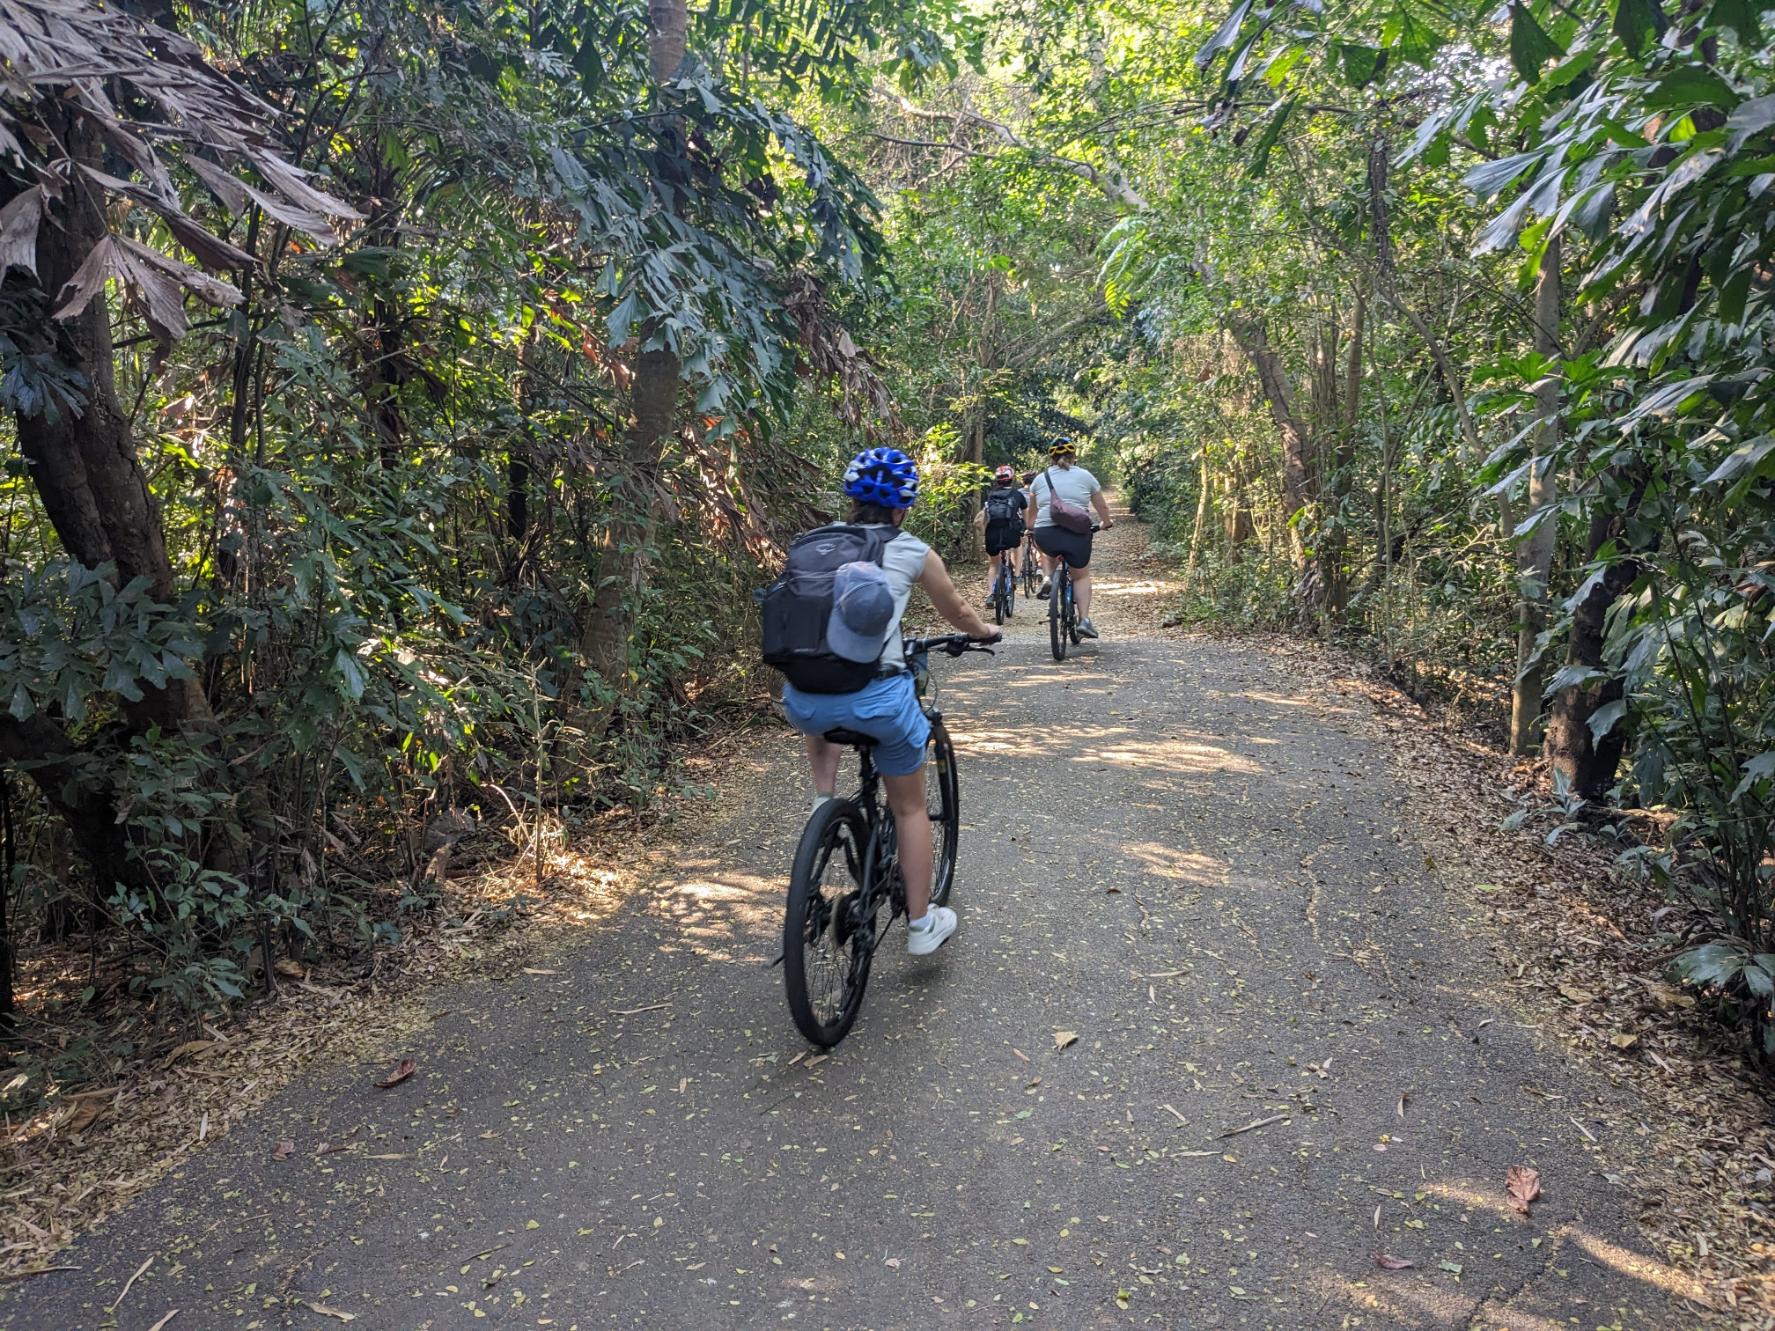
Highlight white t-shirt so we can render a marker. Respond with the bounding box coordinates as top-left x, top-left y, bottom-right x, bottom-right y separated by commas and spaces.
875, 528, 931, 672
1029, 466, 1101, 528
